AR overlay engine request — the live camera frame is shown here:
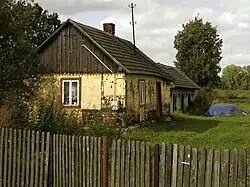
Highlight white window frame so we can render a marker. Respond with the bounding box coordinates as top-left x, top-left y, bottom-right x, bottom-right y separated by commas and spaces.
62, 79, 80, 106
139, 80, 146, 105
